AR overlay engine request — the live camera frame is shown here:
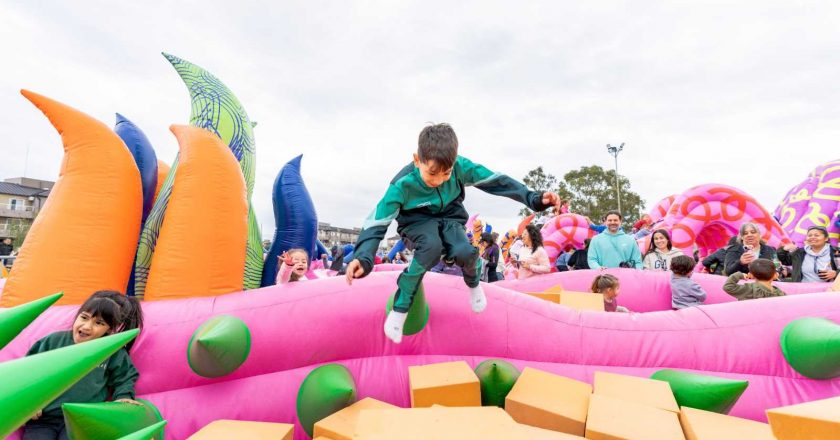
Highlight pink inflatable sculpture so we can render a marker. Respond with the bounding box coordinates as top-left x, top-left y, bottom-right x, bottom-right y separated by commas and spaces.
774, 159, 840, 247
3, 271, 838, 439
648, 194, 676, 224
540, 213, 596, 261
